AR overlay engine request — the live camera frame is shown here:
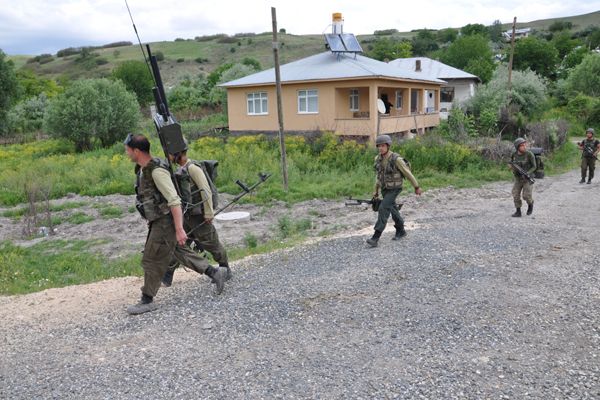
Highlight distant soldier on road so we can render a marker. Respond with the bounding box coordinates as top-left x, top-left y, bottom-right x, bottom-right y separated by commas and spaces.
578, 128, 600, 184
161, 143, 231, 287
124, 134, 227, 315
367, 135, 422, 247
509, 138, 536, 217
